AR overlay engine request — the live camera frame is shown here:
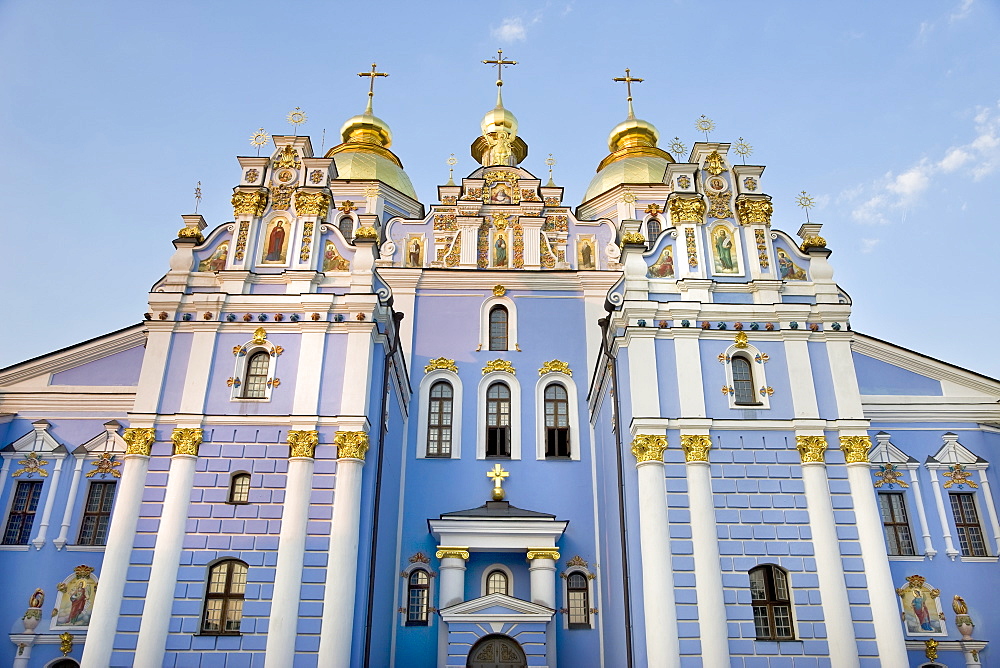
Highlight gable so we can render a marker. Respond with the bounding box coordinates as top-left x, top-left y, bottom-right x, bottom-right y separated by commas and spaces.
853, 352, 943, 396
50, 345, 144, 386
